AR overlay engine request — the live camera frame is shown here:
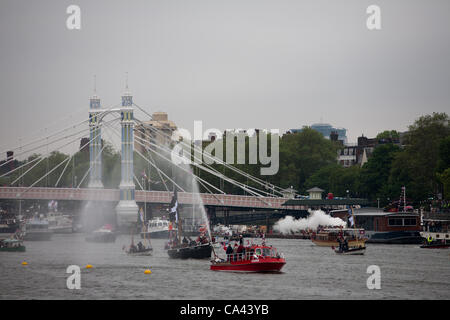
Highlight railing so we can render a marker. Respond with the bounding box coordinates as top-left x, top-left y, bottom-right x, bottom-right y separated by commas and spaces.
225, 251, 283, 262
